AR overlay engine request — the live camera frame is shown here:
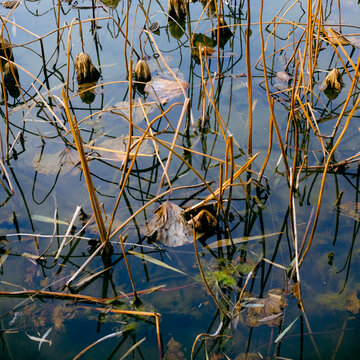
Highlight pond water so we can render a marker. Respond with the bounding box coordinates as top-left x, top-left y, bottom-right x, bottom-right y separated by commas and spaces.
0, 0, 360, 359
